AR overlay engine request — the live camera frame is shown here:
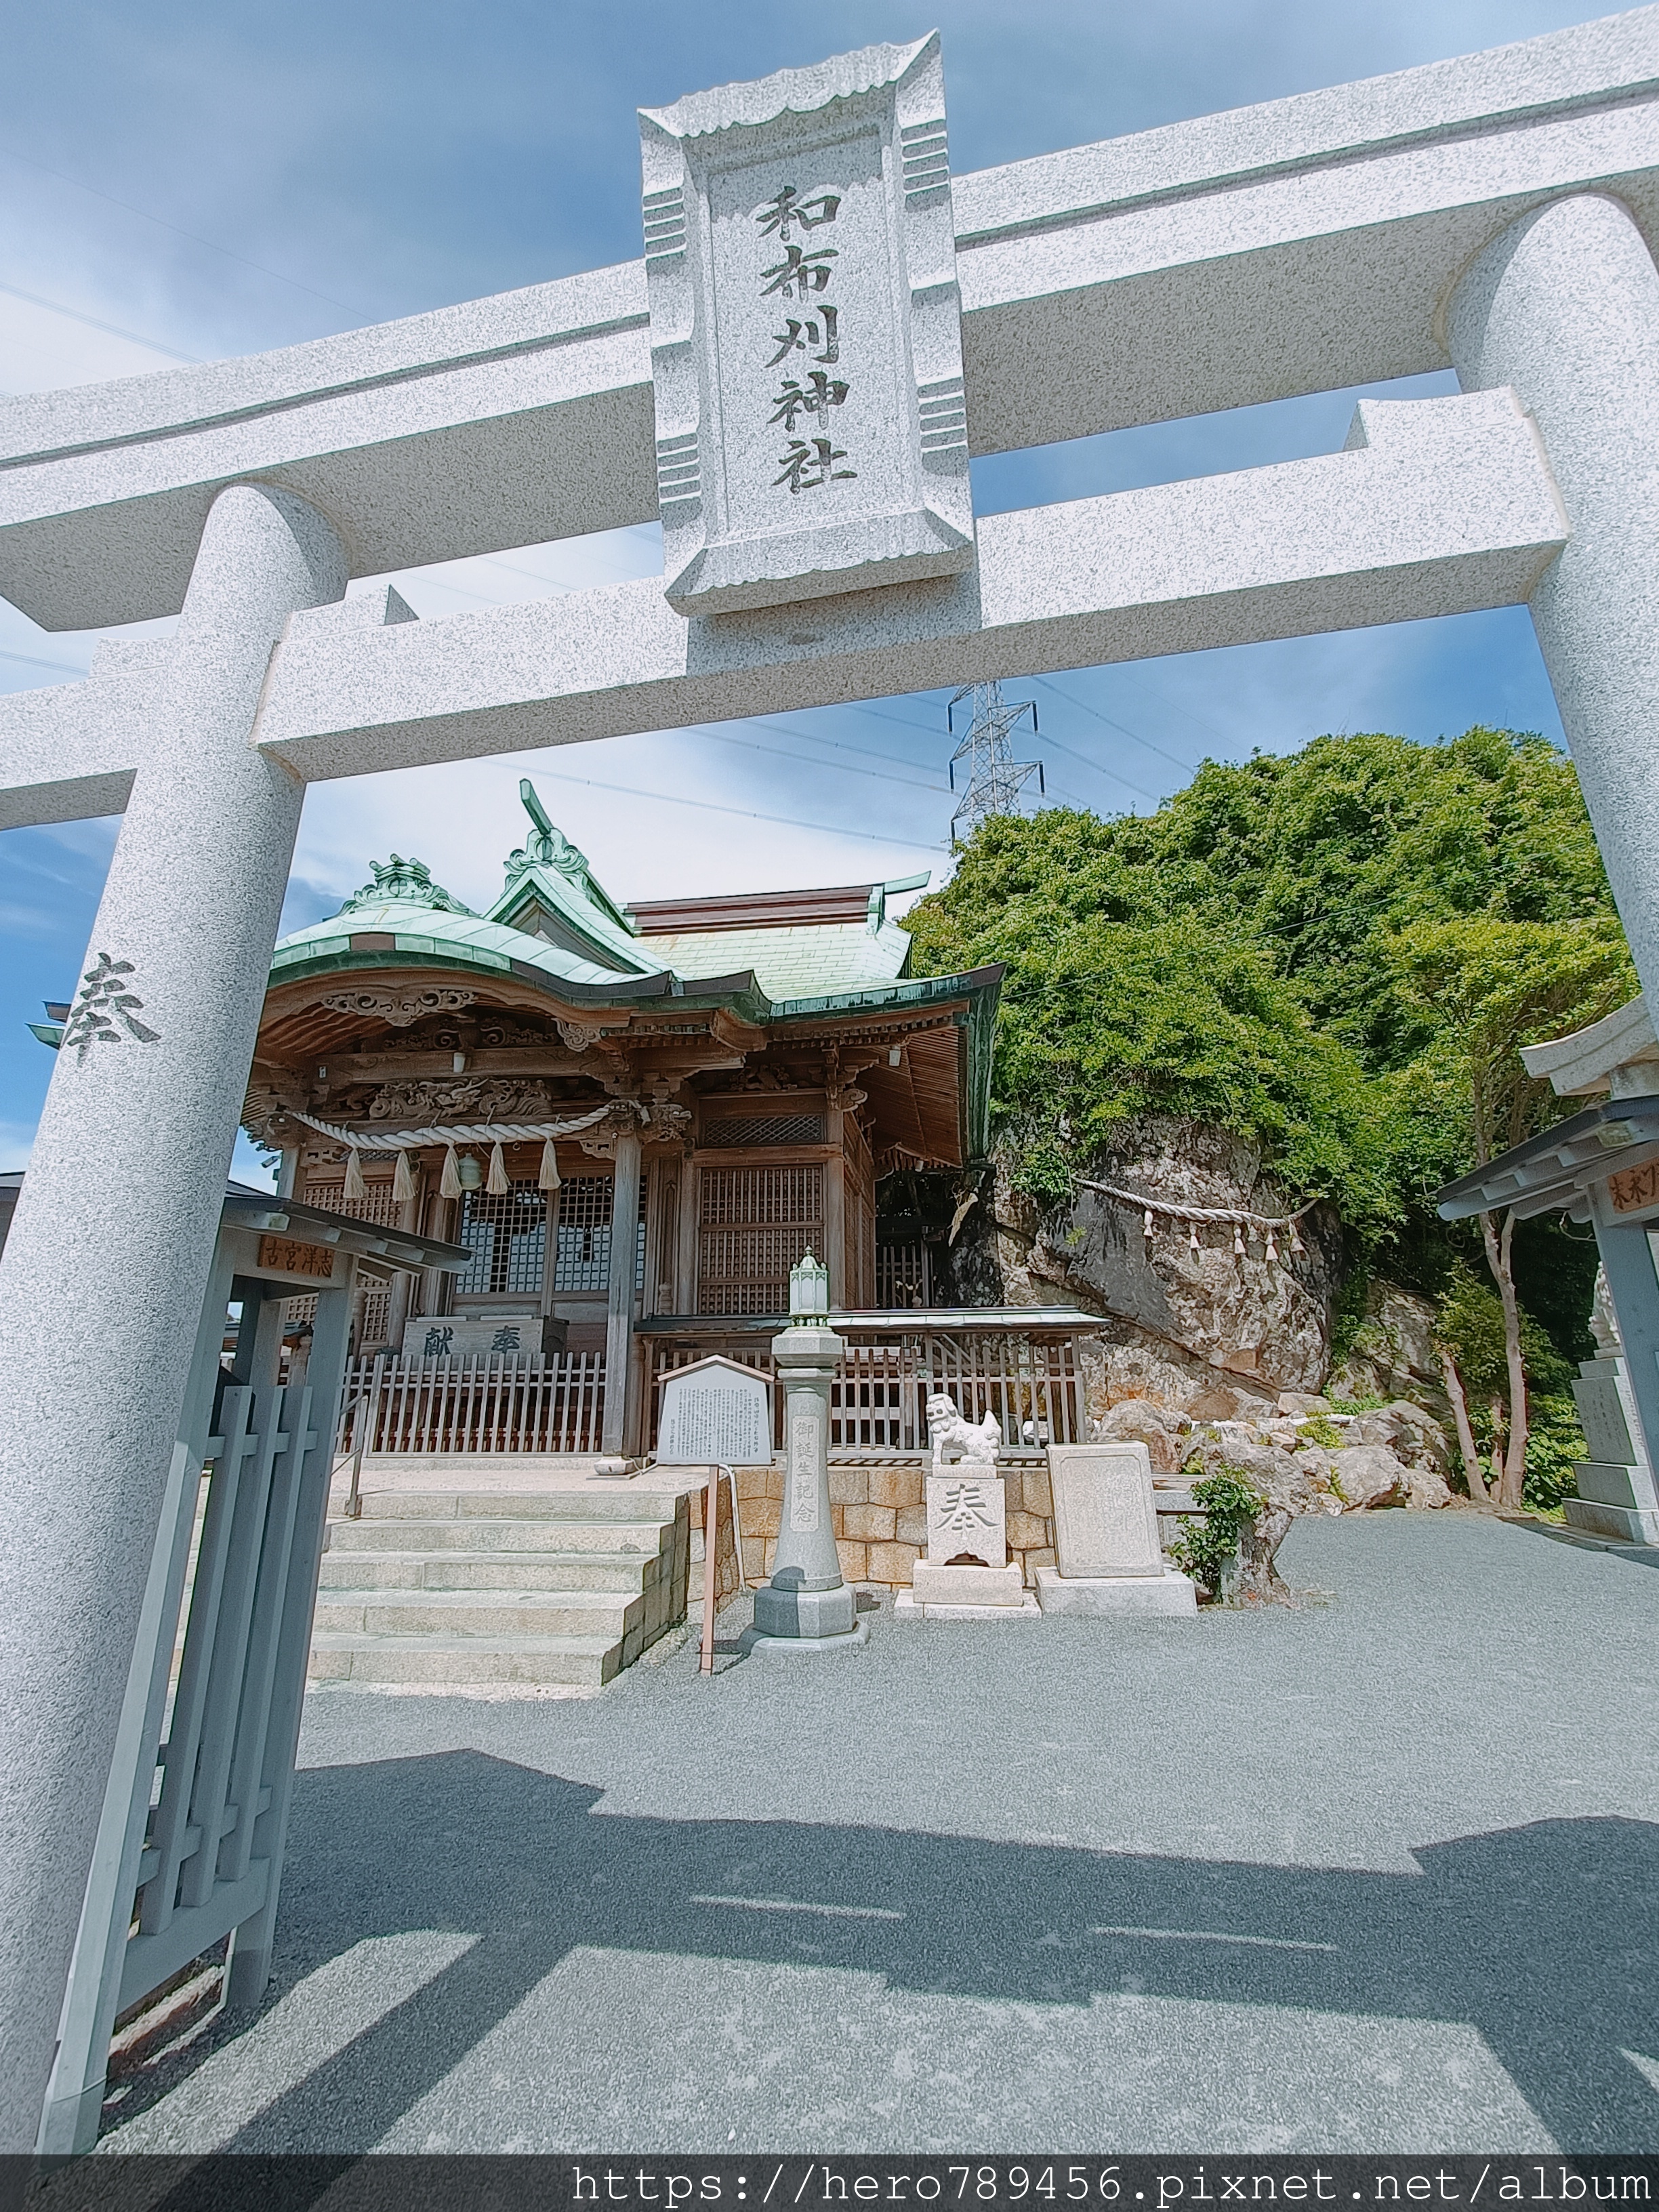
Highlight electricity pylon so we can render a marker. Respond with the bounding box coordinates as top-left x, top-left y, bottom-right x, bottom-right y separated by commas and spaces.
946, 680, 1045, 842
